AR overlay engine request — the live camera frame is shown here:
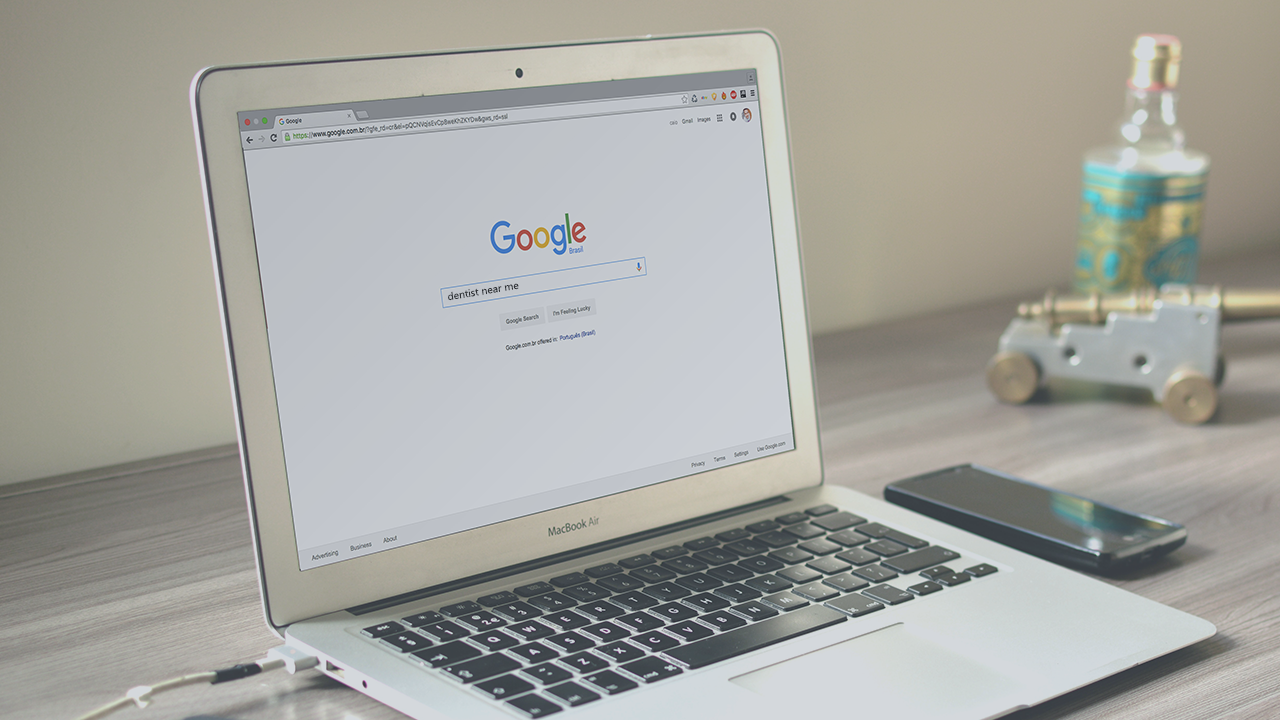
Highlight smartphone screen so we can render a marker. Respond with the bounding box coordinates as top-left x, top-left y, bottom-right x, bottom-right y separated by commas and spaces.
886, 465, 1185, 571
